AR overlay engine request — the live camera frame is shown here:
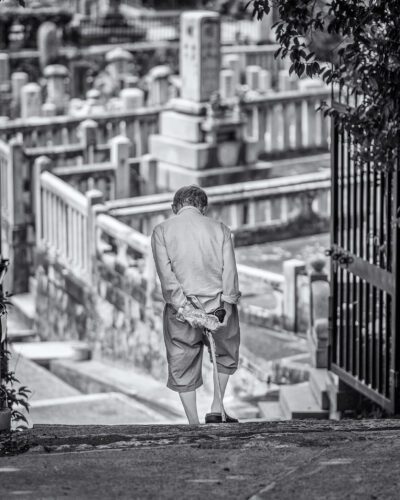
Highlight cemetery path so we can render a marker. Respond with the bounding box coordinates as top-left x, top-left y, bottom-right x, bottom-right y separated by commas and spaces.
1, 420, 400, 499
